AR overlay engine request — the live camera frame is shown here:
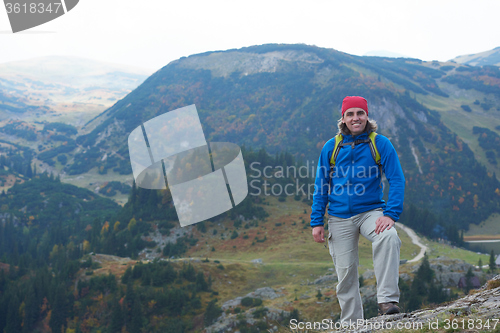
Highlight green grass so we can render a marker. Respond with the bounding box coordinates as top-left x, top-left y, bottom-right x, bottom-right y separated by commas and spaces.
60, 168, 132, 205
425, 238, 490, 265
190, 197, 421, 275
416, 91, 500, 180
465, 213, 500, 236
